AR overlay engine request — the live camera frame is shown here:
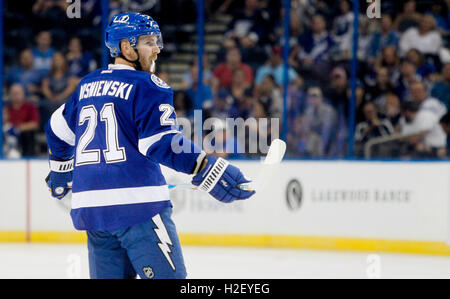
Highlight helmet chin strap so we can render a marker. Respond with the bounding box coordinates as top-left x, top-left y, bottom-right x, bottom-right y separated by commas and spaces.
119, 48, 143, 71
